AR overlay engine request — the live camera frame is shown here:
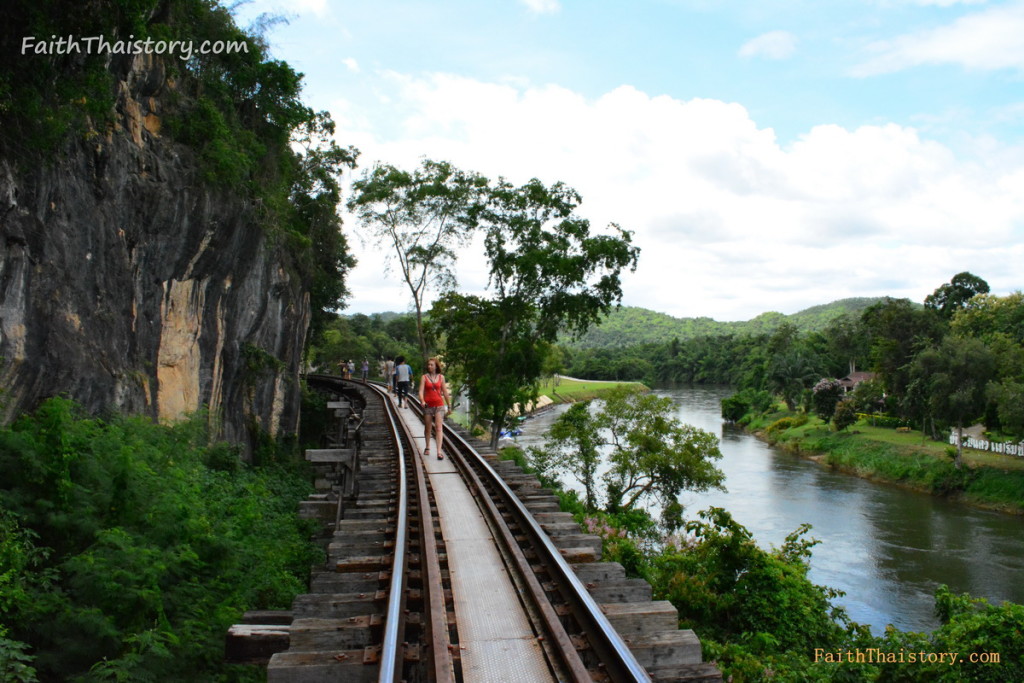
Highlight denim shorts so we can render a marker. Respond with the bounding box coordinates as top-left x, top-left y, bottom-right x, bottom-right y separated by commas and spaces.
423, 405, 447, 417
